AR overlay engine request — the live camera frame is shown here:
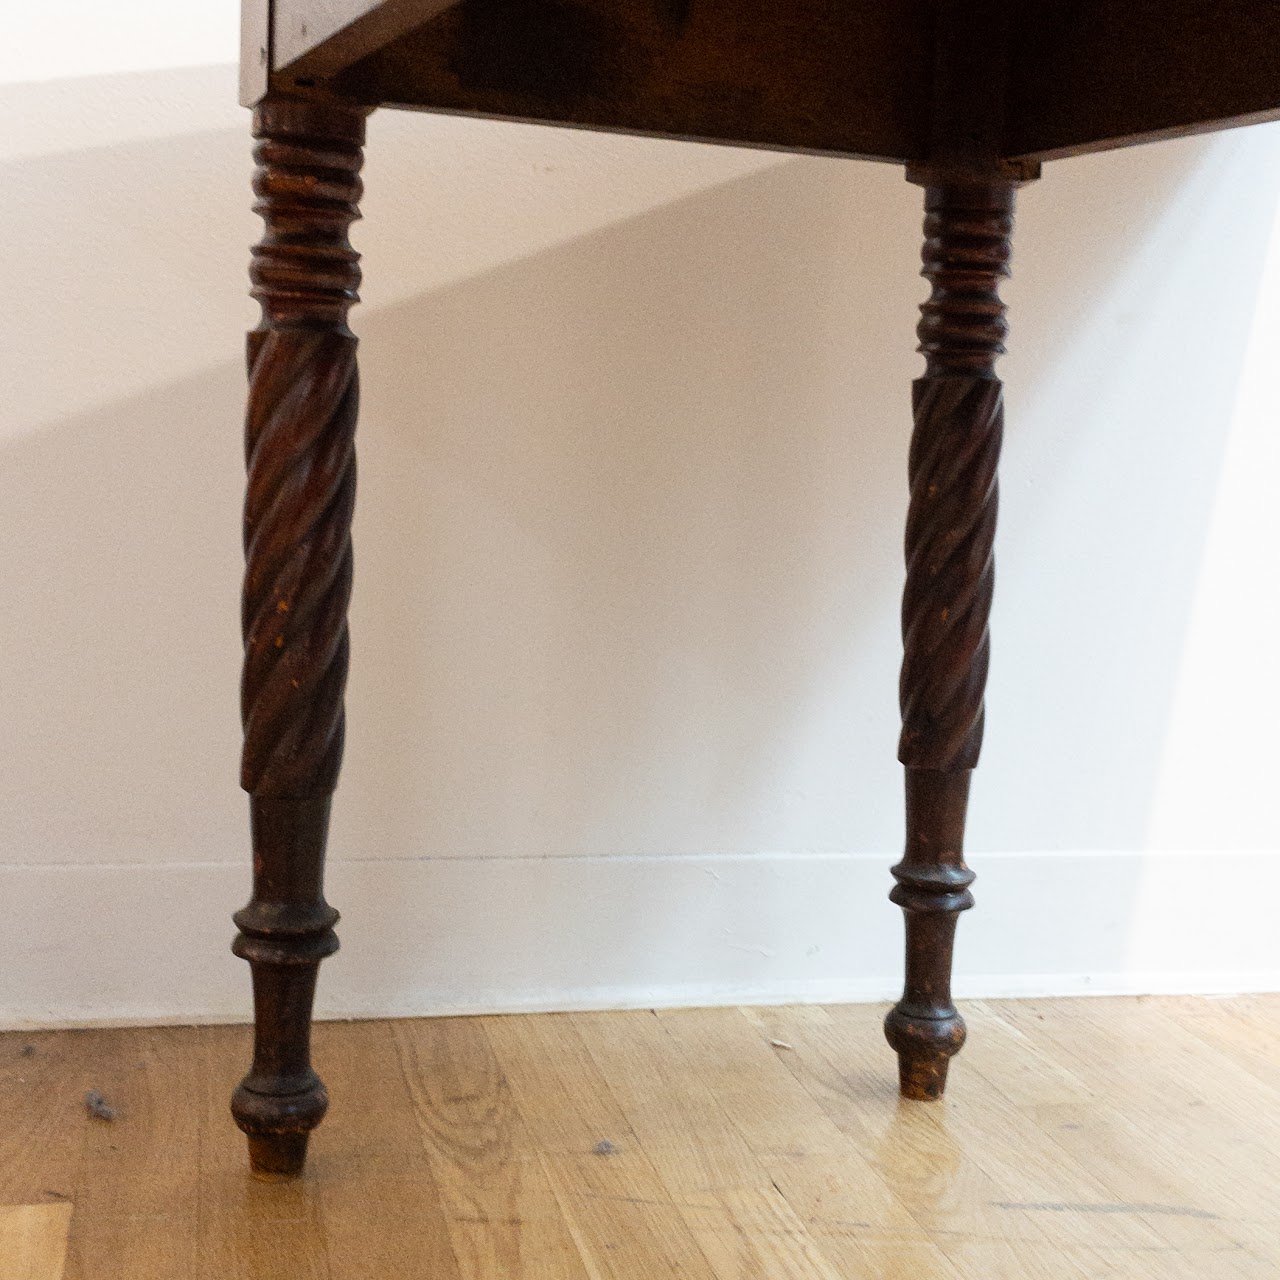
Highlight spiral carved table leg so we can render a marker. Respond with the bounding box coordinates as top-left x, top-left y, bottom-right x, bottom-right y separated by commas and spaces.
231, 96, 367, 1176
884, 181, 1014, 1100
